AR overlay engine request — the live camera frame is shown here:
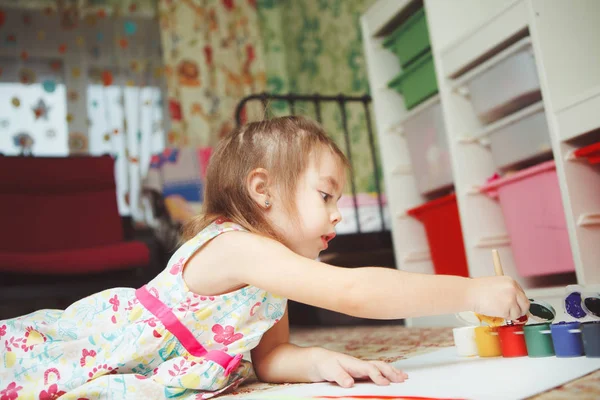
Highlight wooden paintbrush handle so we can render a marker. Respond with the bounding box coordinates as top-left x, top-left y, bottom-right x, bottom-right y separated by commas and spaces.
492, 249, 515, 325
492, 249, 504, 276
